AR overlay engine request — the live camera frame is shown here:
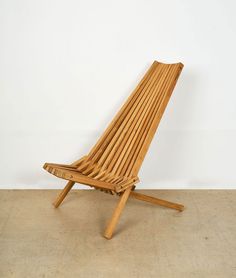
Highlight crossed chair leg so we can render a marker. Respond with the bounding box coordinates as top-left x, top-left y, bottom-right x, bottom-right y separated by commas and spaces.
52, 181, 185, 239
